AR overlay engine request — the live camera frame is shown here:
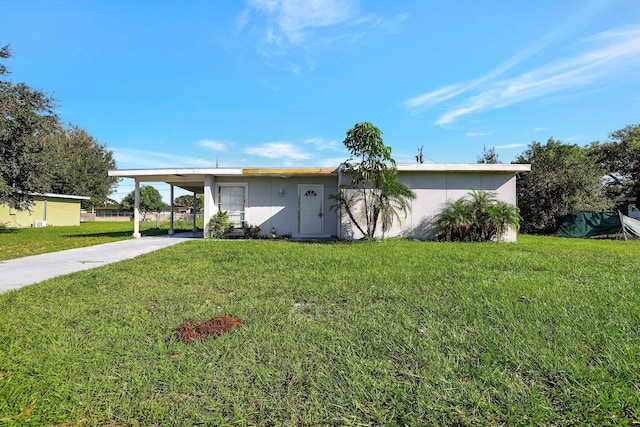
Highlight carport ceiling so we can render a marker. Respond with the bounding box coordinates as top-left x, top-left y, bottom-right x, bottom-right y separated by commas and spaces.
108, 167, 339, 194
108, 168, 243, 194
